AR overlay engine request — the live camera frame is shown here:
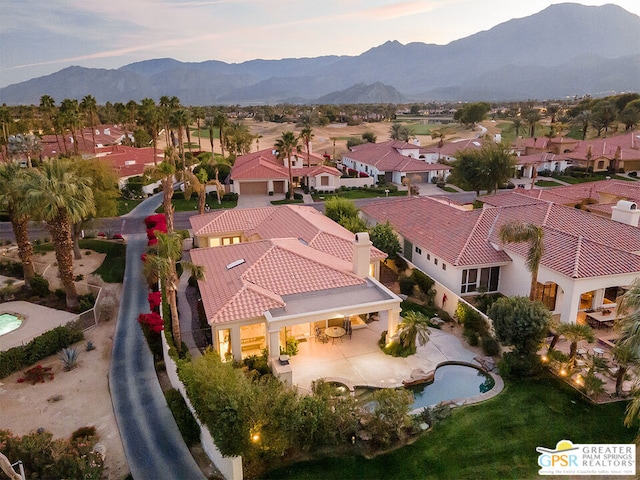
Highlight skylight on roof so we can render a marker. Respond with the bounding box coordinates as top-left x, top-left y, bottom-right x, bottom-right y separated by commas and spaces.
298, 238, 308, 245
472, 141, 481, 147
226, 259, 245, 270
